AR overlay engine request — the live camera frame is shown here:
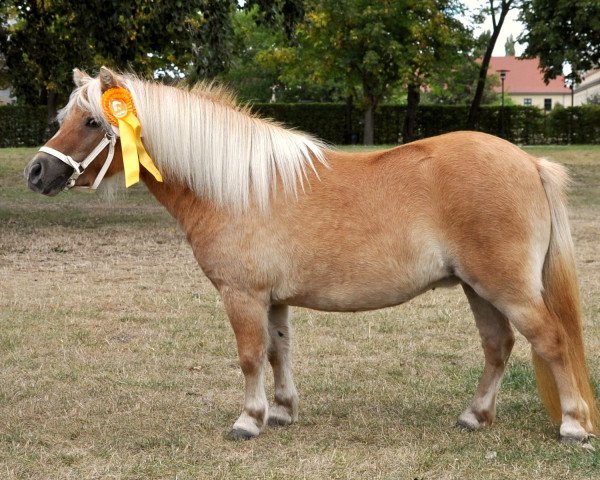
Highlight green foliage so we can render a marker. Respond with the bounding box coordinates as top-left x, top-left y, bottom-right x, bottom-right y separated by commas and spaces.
288, 0, 412, 100
0, 1, 93, 108
6, 102, 600, 147
547, 106, 600, 144
218, 8, 336, 103
585, 93, 600, 106
520, 0, 600, 81
261, 0, 478, 143
0, 0, 236, 114
244, 0, 305, 40
0, 105, 48, 147
254, 103, 350, 142
504, 34, 516, 56
403, 0, 474, 87
252, 103, 569, 145
216, 9, 280, 102
422, 64, 501, 106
